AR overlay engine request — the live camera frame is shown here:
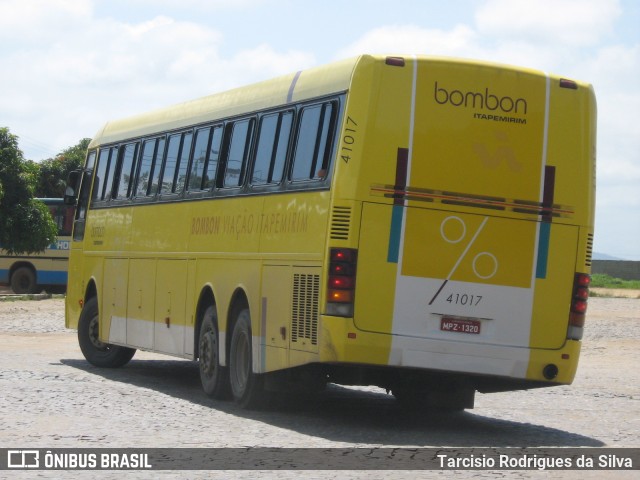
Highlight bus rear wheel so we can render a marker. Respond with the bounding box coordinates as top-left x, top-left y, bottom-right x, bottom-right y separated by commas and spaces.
78, 297, 136, 368
229, 308, 267, 408
10, 266, 37, 294
198, 305, 230, 399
